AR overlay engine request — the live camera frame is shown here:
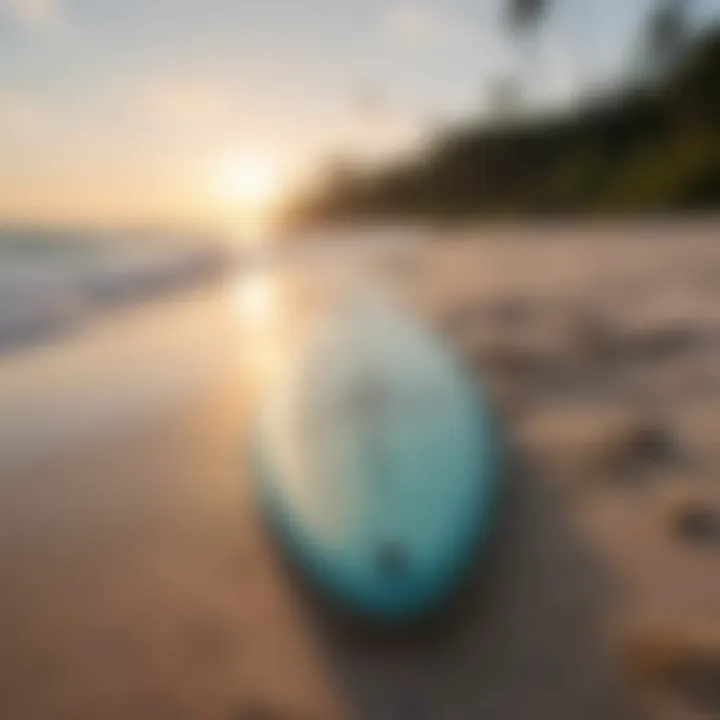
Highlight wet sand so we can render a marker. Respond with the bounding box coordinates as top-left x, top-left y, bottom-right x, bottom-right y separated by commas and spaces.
0, 219, 719, 718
